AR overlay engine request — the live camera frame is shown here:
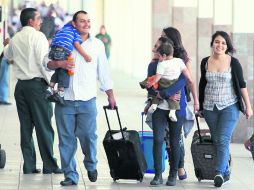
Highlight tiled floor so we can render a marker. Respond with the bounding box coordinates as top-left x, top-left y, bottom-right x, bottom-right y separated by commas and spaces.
0, 70, 253, 190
